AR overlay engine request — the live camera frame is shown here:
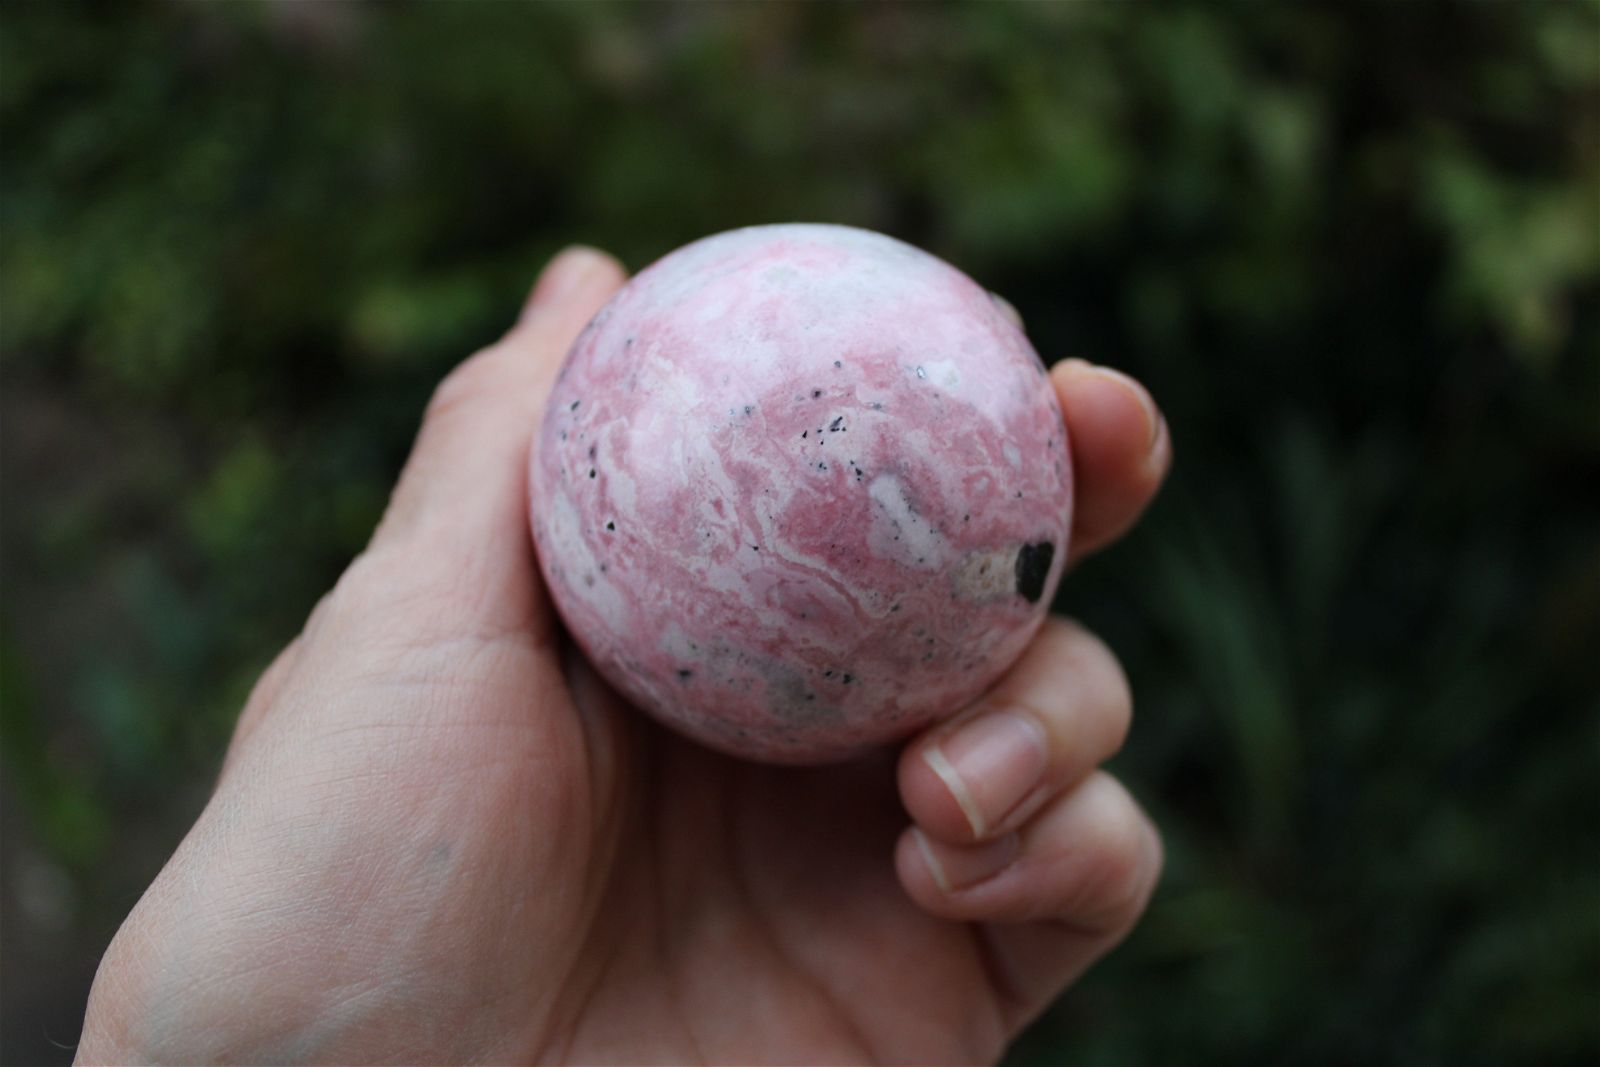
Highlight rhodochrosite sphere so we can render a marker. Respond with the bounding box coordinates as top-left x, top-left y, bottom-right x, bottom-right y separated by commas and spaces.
529, 224, 1071, 763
